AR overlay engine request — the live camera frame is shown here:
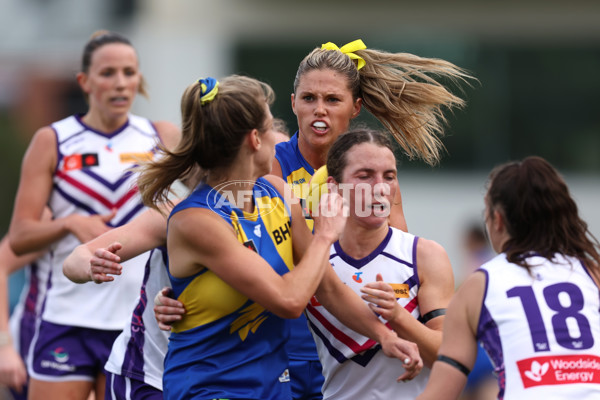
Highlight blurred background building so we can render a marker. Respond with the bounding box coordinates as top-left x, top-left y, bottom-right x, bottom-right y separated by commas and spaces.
1, 0, 599, 285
